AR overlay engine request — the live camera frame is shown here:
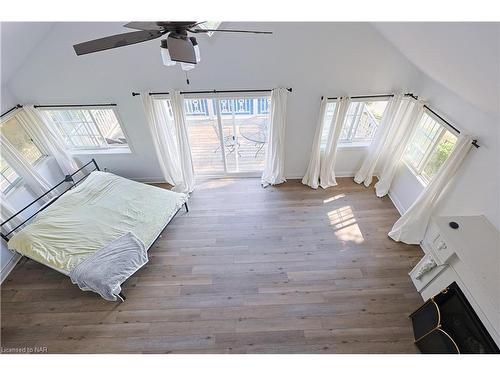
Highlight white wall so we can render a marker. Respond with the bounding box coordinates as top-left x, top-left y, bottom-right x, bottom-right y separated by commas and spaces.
4, 22, 421, 180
